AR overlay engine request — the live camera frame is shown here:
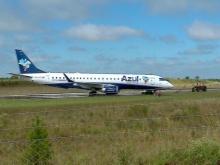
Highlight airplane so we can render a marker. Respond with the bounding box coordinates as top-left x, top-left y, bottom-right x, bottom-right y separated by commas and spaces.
9, 49, 173, 96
